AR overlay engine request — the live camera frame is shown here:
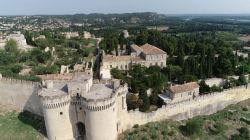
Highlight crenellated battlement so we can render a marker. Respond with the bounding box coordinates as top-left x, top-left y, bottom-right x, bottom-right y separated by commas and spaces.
37, 74, 73, 81
0, 77, 39, 87
134, 84, 248, 112
70, 84, 128, 112
39, 93, 71, 109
